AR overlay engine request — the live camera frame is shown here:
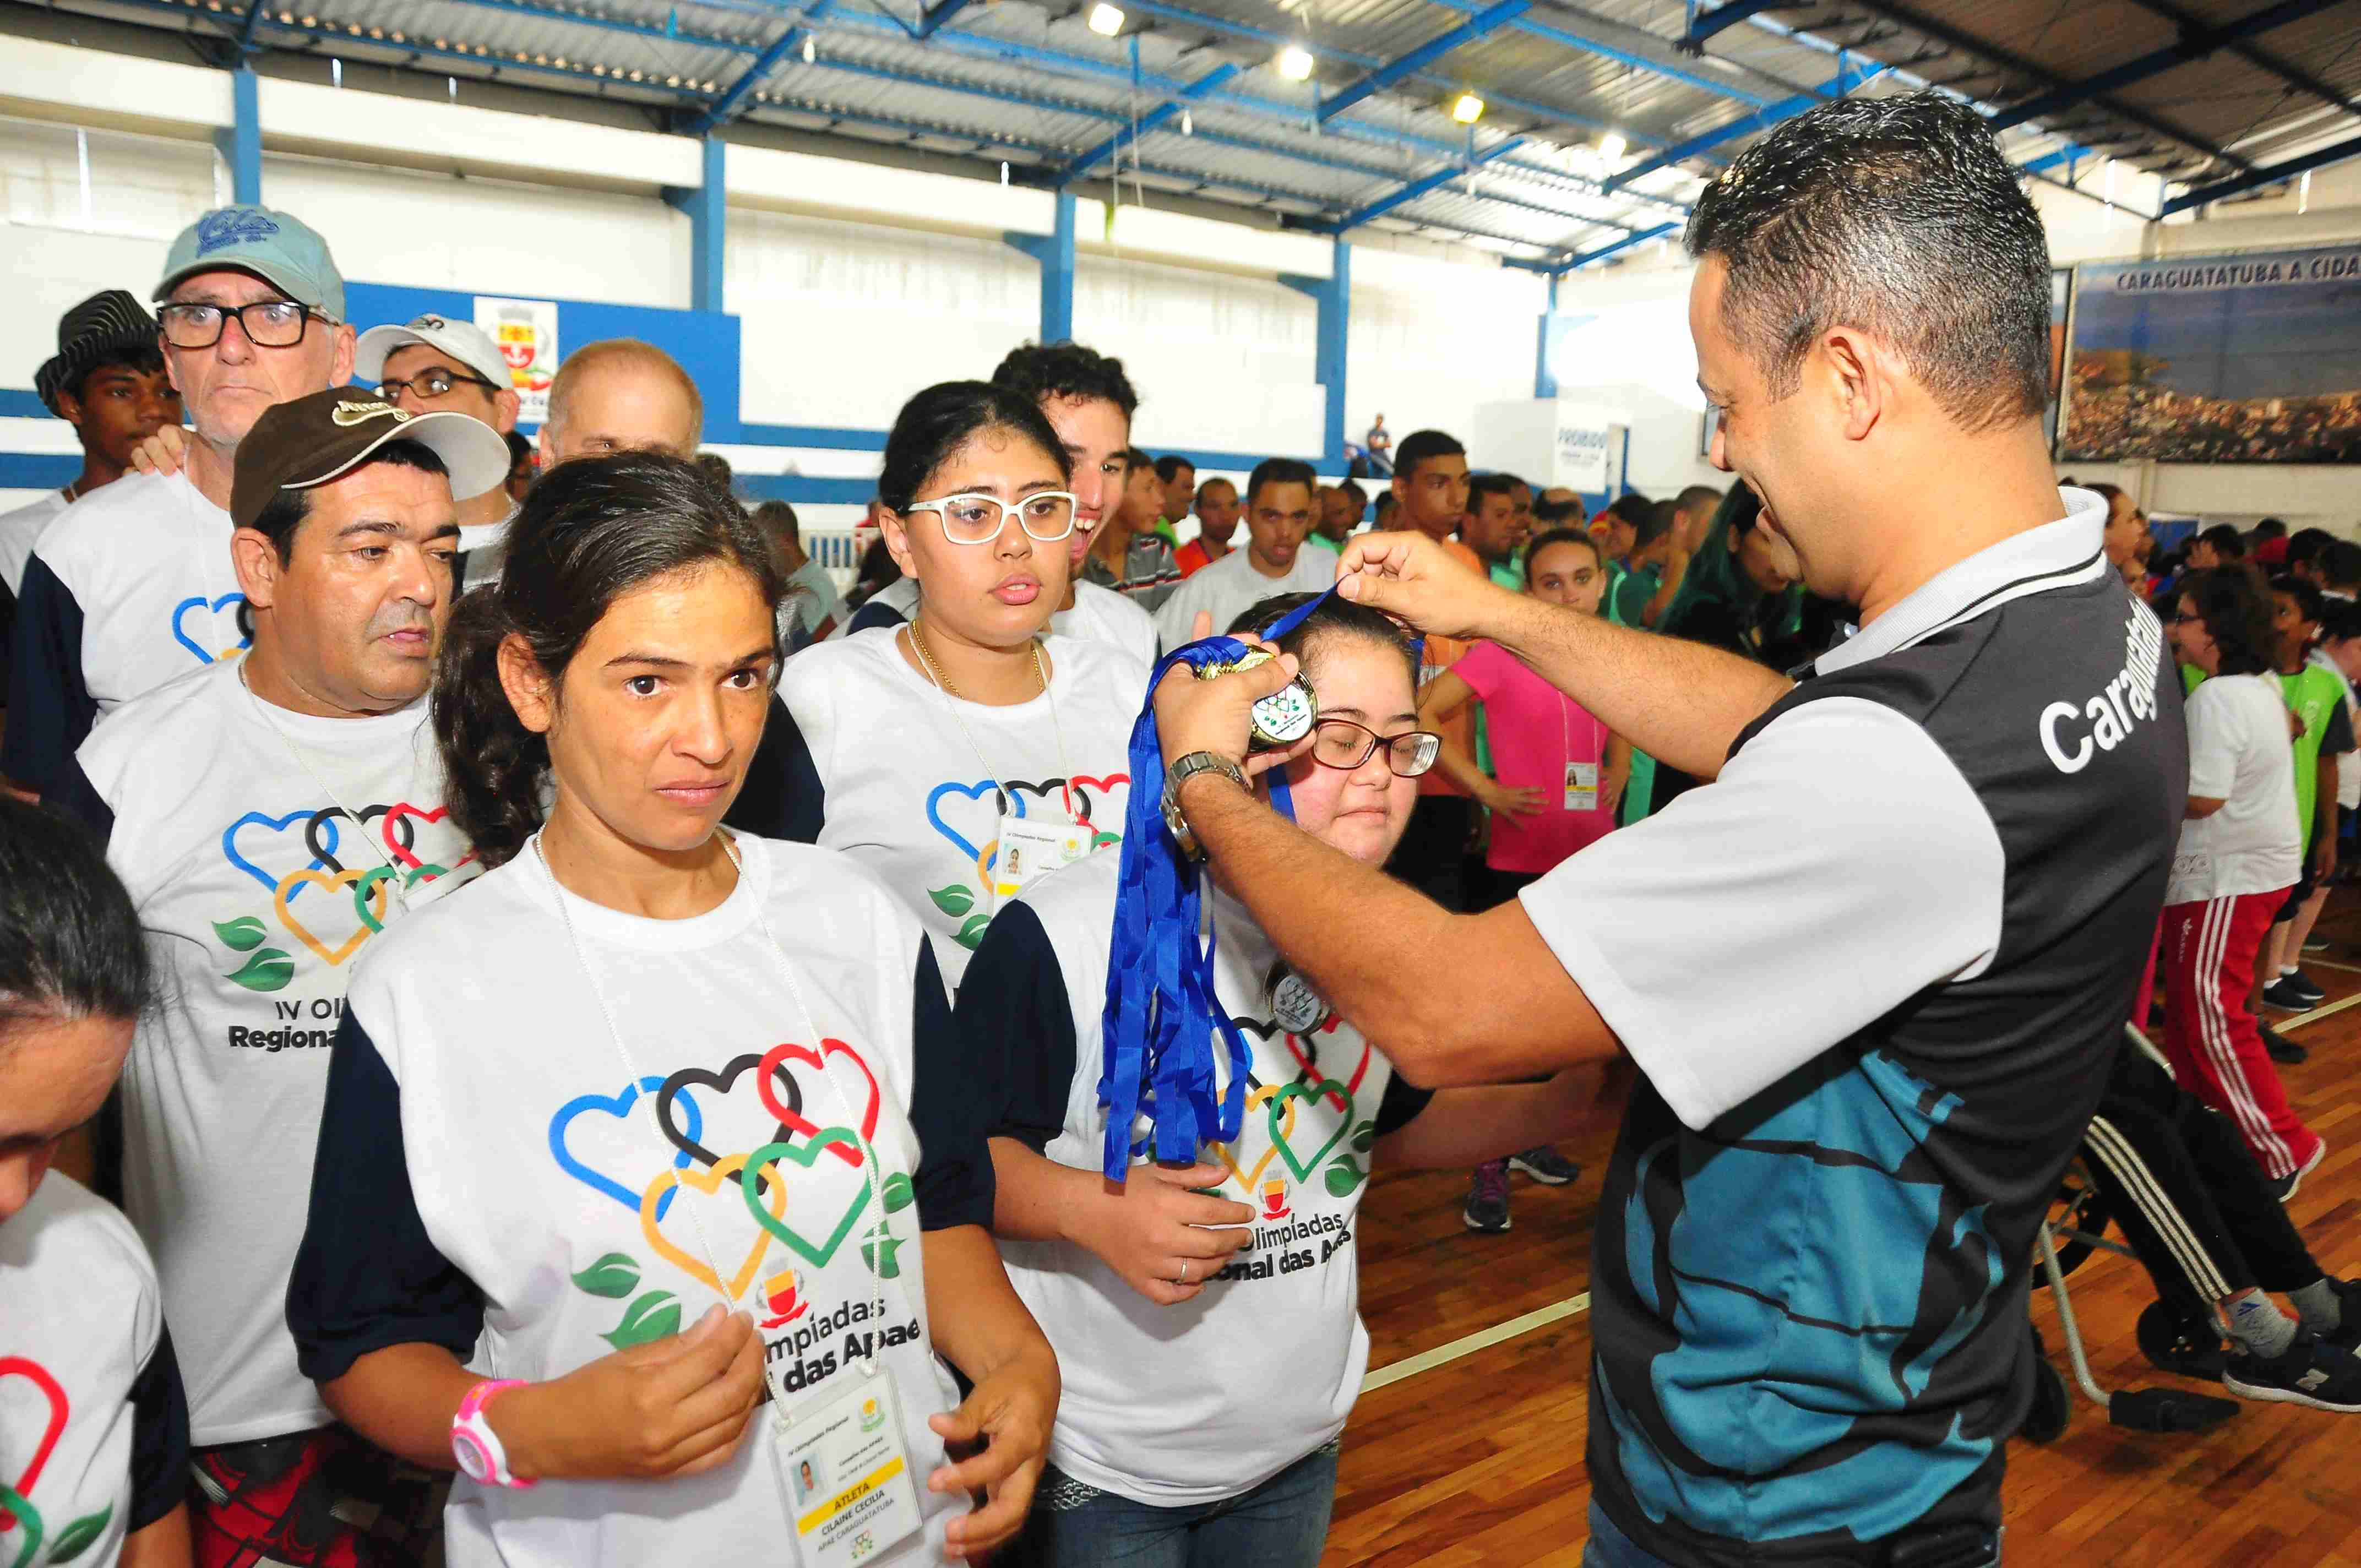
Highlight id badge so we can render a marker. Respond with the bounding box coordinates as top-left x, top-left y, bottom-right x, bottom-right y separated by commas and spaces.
994, 815, 1095, 898
771, 1362, 926, 1568
1563, 761, 1598, 813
